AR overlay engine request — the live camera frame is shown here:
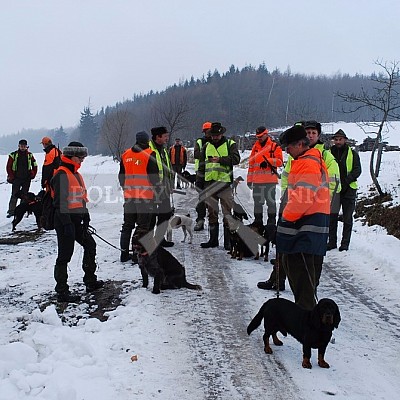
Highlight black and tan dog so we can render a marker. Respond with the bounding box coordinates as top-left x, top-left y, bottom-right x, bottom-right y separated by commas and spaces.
247, 297, 341, 369
12, 191, 44, 231
137, 246, 201, 294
